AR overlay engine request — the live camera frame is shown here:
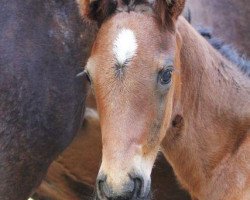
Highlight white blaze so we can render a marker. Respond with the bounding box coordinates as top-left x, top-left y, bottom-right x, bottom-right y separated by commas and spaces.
113, 29, 138, 66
